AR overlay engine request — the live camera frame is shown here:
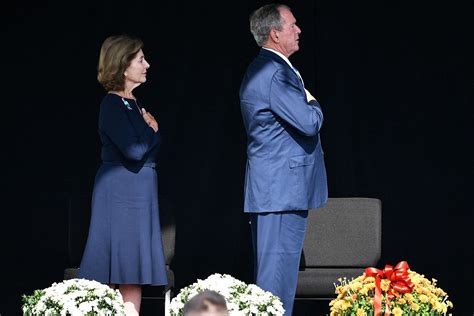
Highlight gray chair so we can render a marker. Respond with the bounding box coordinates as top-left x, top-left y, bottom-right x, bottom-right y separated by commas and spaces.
64, 193, 175, 316
296, 197, 382, 300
